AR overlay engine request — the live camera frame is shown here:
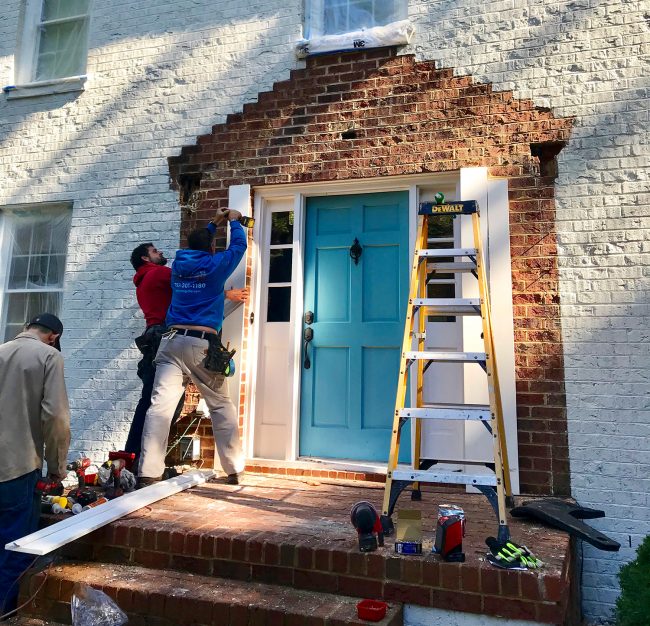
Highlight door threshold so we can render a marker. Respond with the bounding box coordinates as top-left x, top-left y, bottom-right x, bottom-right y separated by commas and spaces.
245, 457, 387, 483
